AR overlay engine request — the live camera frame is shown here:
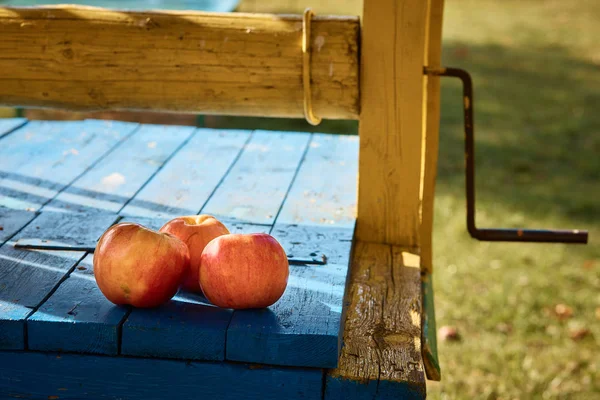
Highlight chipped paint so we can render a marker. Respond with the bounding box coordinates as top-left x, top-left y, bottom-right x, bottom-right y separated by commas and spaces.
314, 35, 325, 52
101, 172, 126, 187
